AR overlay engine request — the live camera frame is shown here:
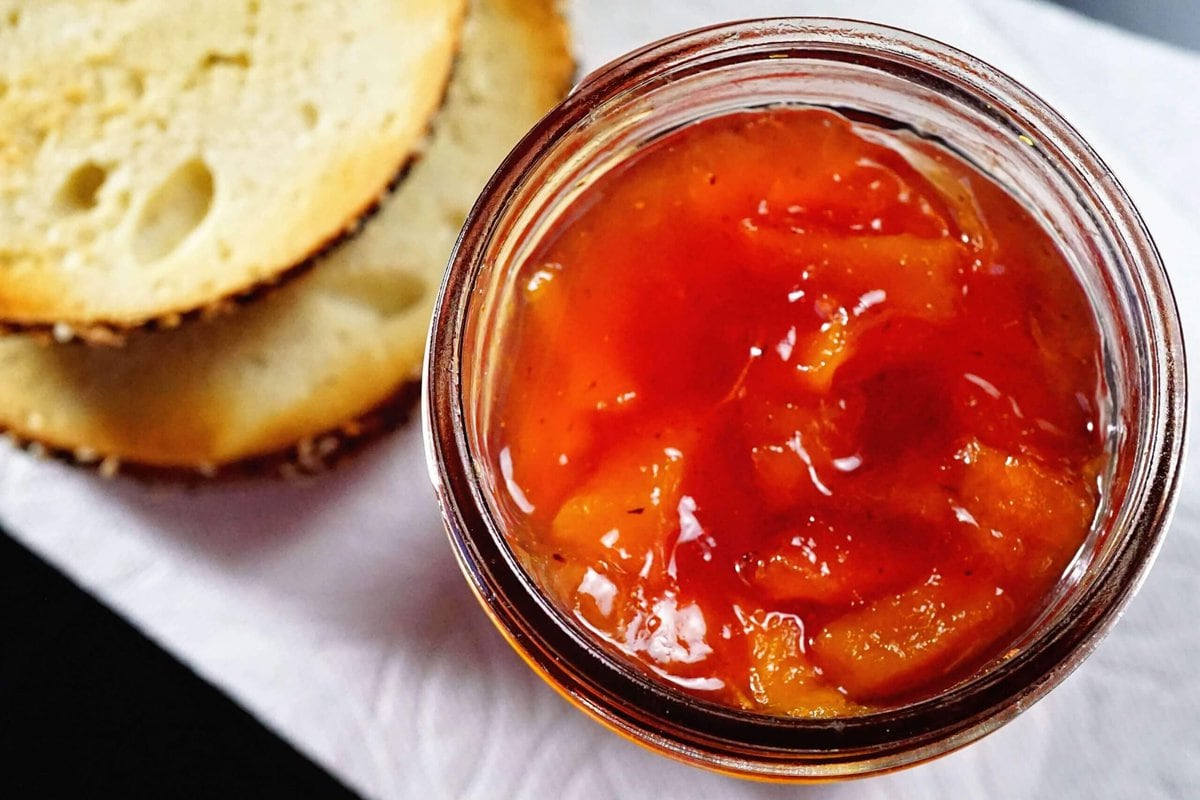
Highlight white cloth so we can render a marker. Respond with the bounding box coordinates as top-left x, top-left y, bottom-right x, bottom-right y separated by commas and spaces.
3, 1, 1198, 797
